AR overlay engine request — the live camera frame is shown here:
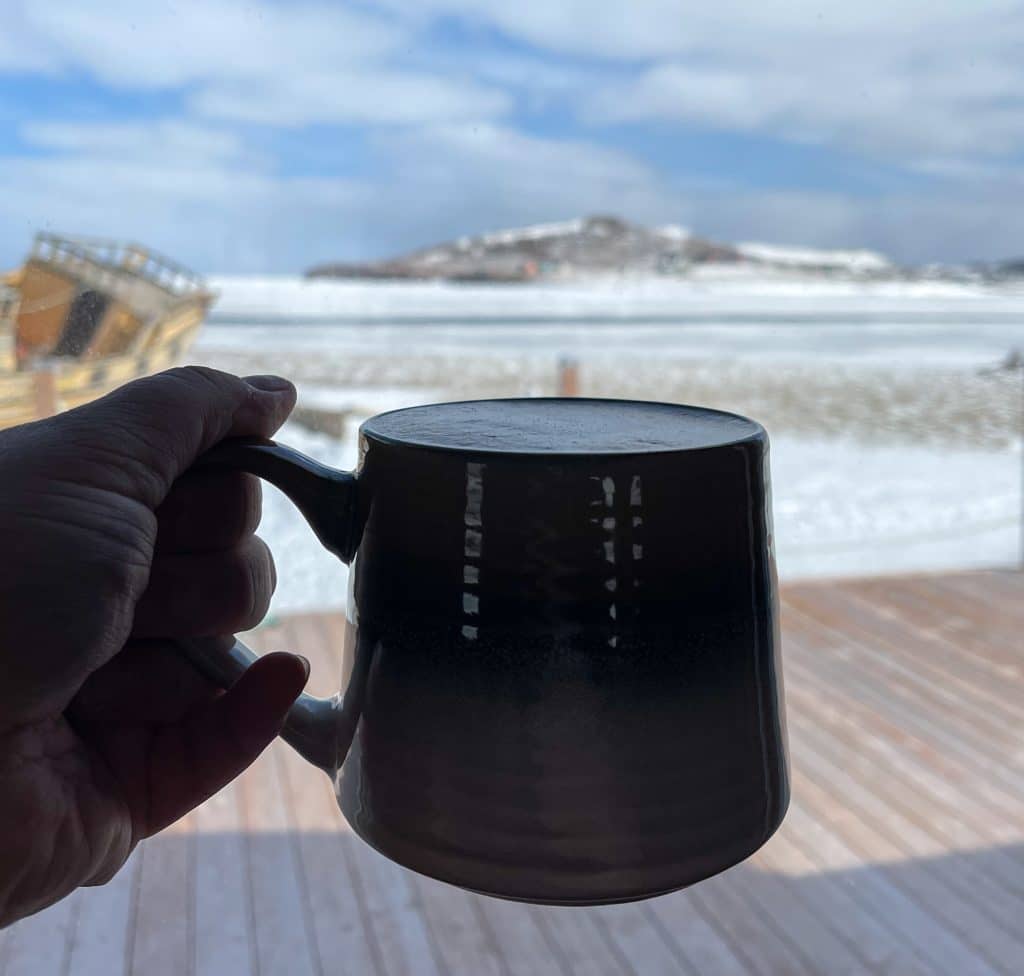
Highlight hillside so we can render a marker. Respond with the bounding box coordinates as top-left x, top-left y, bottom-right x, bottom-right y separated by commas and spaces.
306, 215, 898, 282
